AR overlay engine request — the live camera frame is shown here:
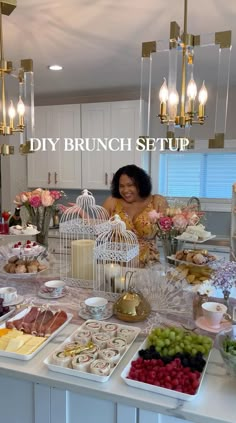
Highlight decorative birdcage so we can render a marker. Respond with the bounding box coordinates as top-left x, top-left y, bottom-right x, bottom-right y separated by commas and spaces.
93, 214, 139, 299
59, 189, 109, 287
